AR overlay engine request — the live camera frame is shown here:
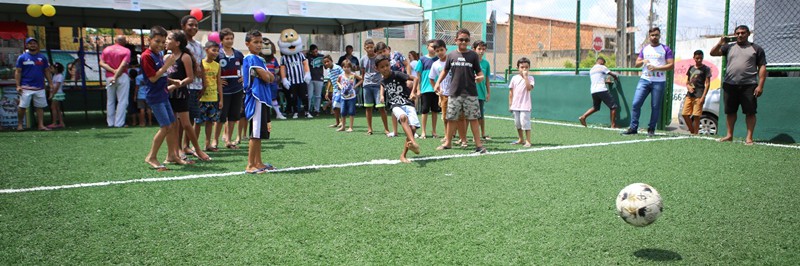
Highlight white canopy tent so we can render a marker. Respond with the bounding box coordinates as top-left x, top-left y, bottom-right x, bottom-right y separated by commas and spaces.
0, 1, 212, 30
219, 0, 423, 34
0, 0, 423, 34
